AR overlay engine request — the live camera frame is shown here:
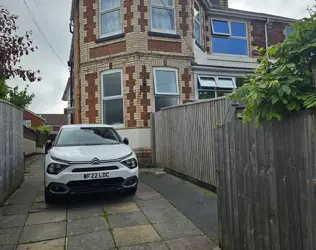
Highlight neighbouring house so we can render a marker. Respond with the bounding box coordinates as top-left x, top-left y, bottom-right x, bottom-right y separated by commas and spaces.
23, 109, 46, 128
38, 114, 68, 135
62, 0, 296, 161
